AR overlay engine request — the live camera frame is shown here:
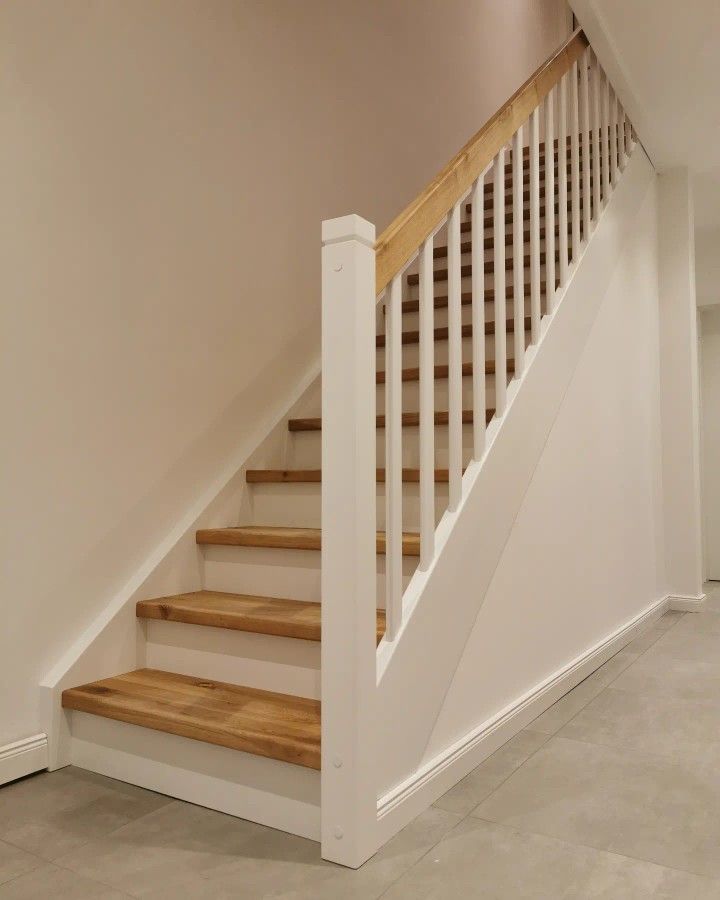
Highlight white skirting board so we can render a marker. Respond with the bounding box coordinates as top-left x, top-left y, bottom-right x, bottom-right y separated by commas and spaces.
668, 593, 706, 612
0, 734, 48, 786
374, 595, 668, 846
69, 712, 321, 841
